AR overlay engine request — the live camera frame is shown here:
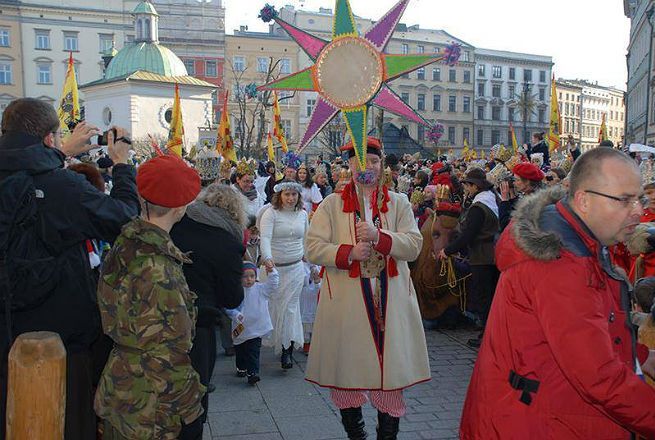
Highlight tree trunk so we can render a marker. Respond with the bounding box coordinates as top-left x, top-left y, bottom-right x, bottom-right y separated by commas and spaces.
7, 332, 66, 440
